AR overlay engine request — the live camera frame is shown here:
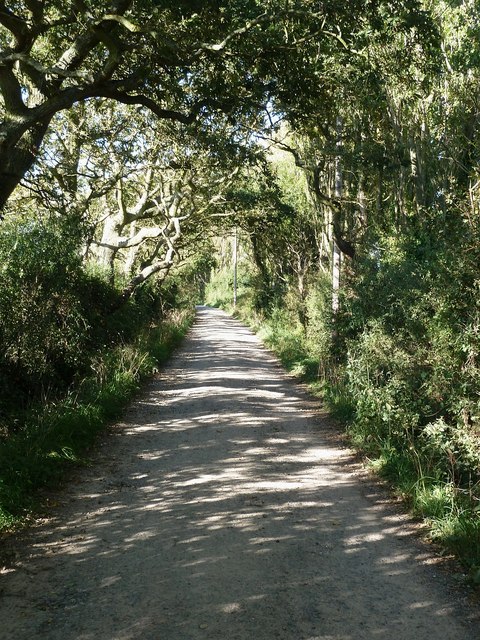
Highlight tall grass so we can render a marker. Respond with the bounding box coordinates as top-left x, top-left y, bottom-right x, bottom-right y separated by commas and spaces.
0, 308, 194, 531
